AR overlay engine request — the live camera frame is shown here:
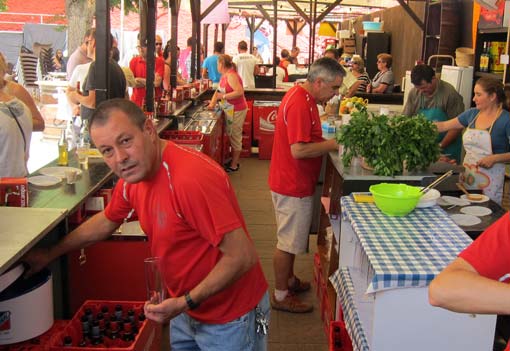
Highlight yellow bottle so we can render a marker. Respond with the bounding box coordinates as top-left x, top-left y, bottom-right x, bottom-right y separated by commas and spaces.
57, 129, 68, 166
